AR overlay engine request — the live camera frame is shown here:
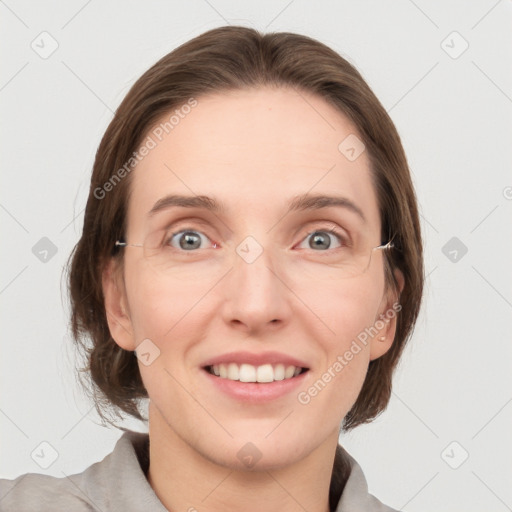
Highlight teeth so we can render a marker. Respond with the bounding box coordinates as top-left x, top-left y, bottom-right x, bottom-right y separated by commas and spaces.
239, 364, 256, 382
209, 363, 305, 383
274, 364, 285, 381
285, 365, 296, 379
256, 364, 274, 383
227, 363, 239, 380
